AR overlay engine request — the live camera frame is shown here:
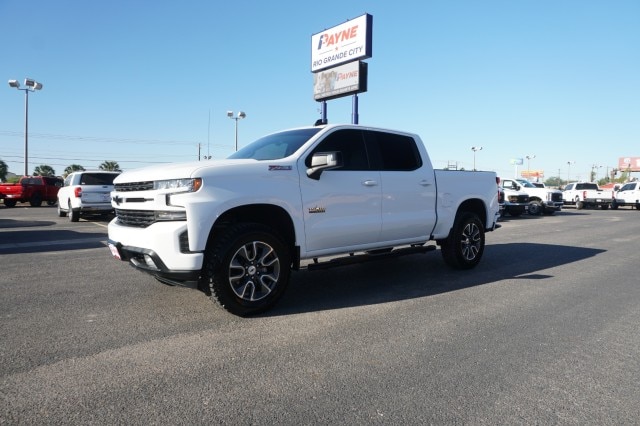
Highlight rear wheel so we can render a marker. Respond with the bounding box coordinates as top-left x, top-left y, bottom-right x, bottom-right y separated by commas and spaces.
201, 223, 291, 316
601, 204, 609, 210
439, 212, 485, 270
30, 193, 42, 207
68, 202, 80, 222
4, 199, 16, 207
57, 203, 66, 217
576, 200, 584, 210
